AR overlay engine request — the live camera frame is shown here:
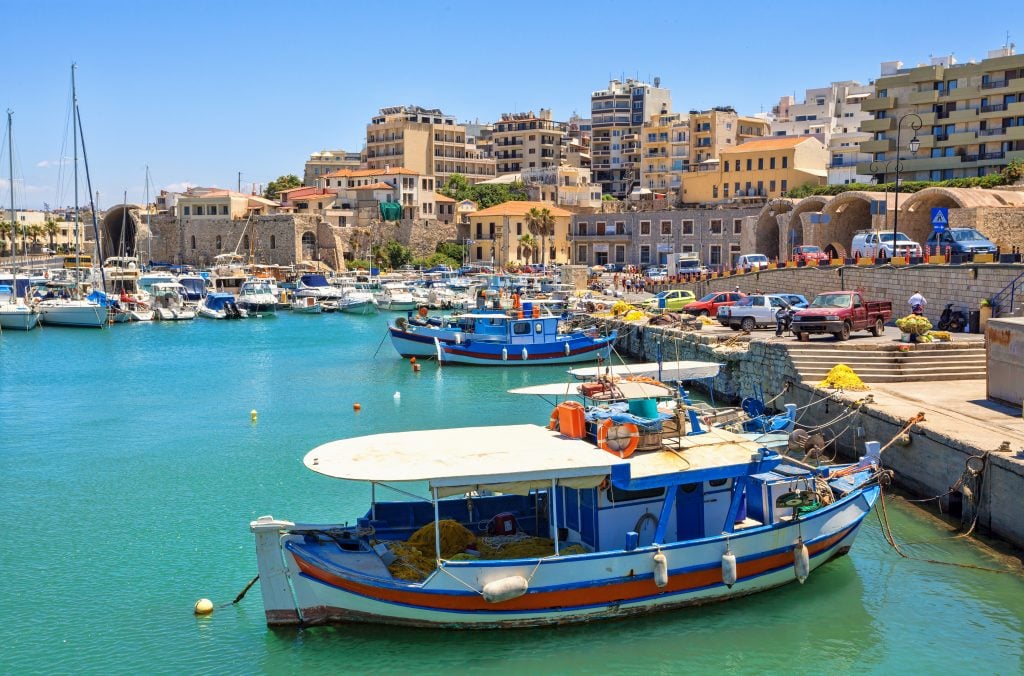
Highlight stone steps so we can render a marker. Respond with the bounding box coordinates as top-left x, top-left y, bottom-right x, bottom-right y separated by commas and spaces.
785, 344, 987, 384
